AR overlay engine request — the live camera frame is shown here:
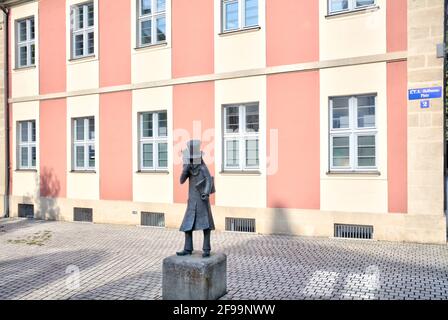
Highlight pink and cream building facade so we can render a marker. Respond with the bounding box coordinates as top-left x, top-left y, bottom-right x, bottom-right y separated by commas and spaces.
2, 0, 446, 243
